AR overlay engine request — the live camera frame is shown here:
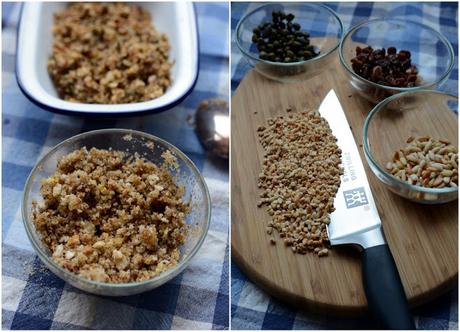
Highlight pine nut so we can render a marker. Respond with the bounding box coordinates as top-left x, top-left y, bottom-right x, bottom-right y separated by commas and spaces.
387, 136, 458, 189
